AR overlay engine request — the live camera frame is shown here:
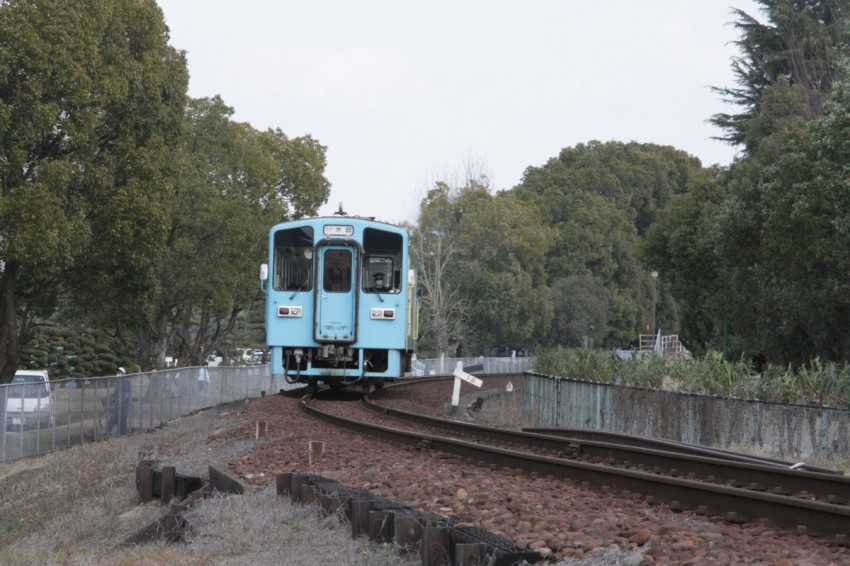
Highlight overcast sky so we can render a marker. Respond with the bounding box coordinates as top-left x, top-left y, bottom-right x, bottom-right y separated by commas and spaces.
156, 1, 760, 225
